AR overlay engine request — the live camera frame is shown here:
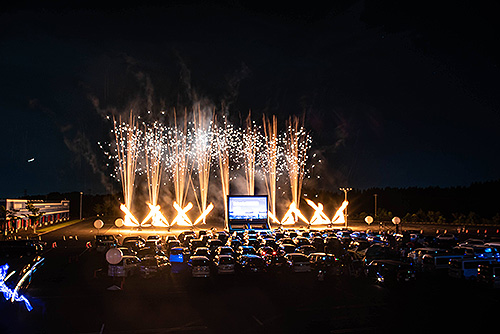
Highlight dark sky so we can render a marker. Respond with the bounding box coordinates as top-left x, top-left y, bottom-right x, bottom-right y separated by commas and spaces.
1, 0, 500, 198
